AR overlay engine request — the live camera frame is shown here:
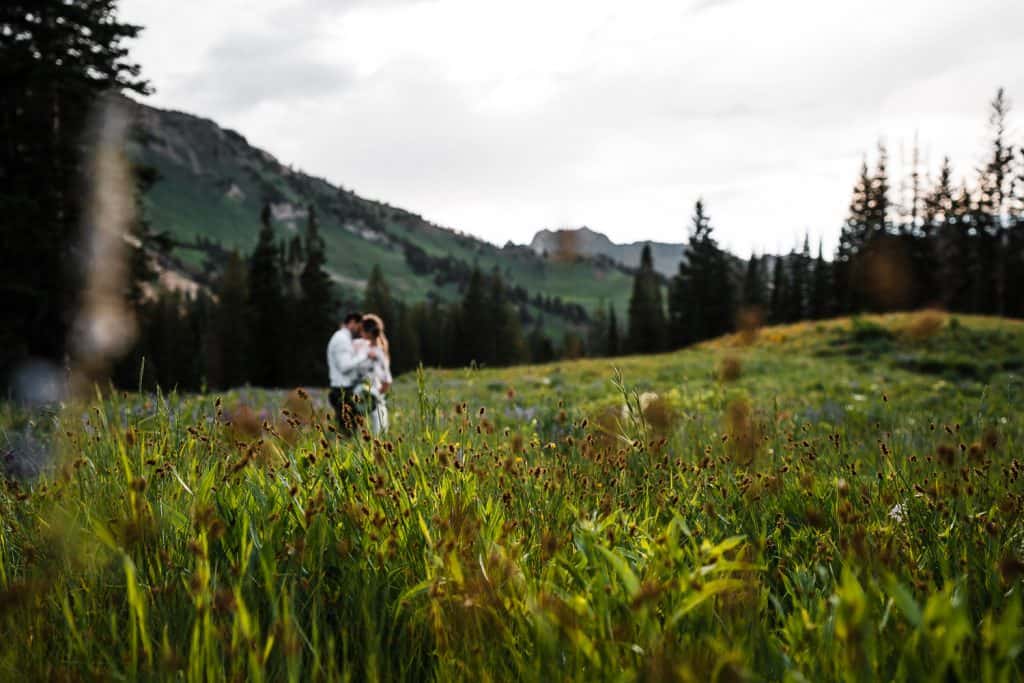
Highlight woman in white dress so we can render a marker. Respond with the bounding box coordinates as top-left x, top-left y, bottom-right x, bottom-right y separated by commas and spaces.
352, 313, 392, 435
